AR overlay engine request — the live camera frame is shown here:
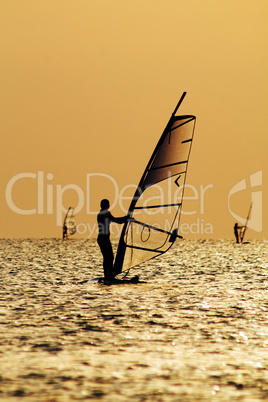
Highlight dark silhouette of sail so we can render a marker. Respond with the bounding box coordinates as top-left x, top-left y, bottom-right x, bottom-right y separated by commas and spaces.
114, 93, 196, 275
240, 203, 252, 243
62, 207, 76, 240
